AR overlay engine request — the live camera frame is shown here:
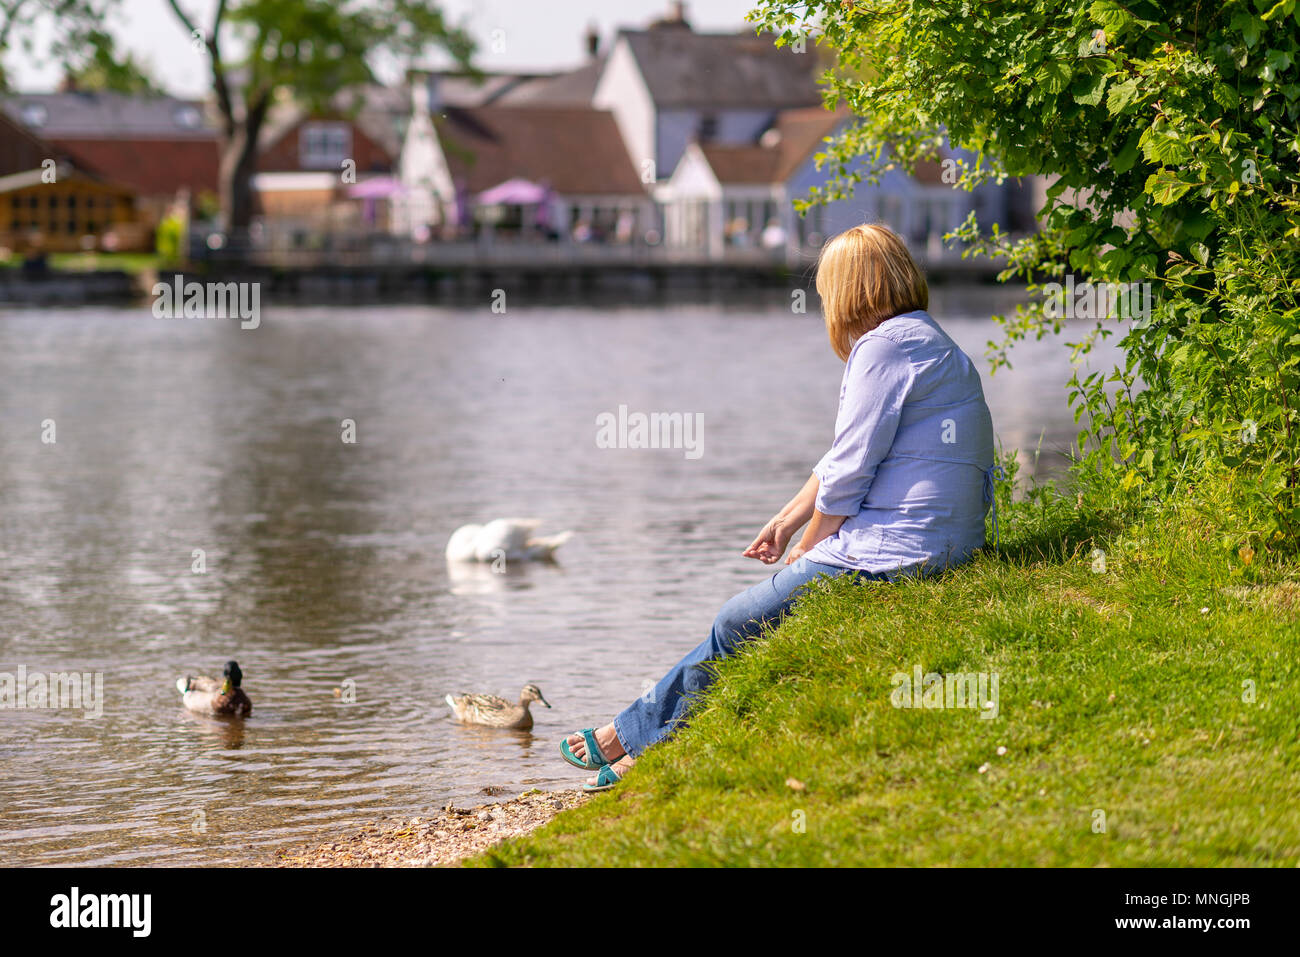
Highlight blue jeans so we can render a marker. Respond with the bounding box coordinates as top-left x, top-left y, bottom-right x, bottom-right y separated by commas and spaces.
613, 558, 880, 757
